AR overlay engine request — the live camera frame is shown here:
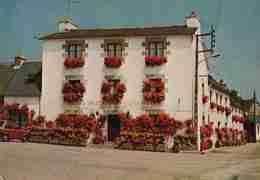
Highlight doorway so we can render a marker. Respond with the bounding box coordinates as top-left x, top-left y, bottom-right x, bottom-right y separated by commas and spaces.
107, 114, 121, 142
